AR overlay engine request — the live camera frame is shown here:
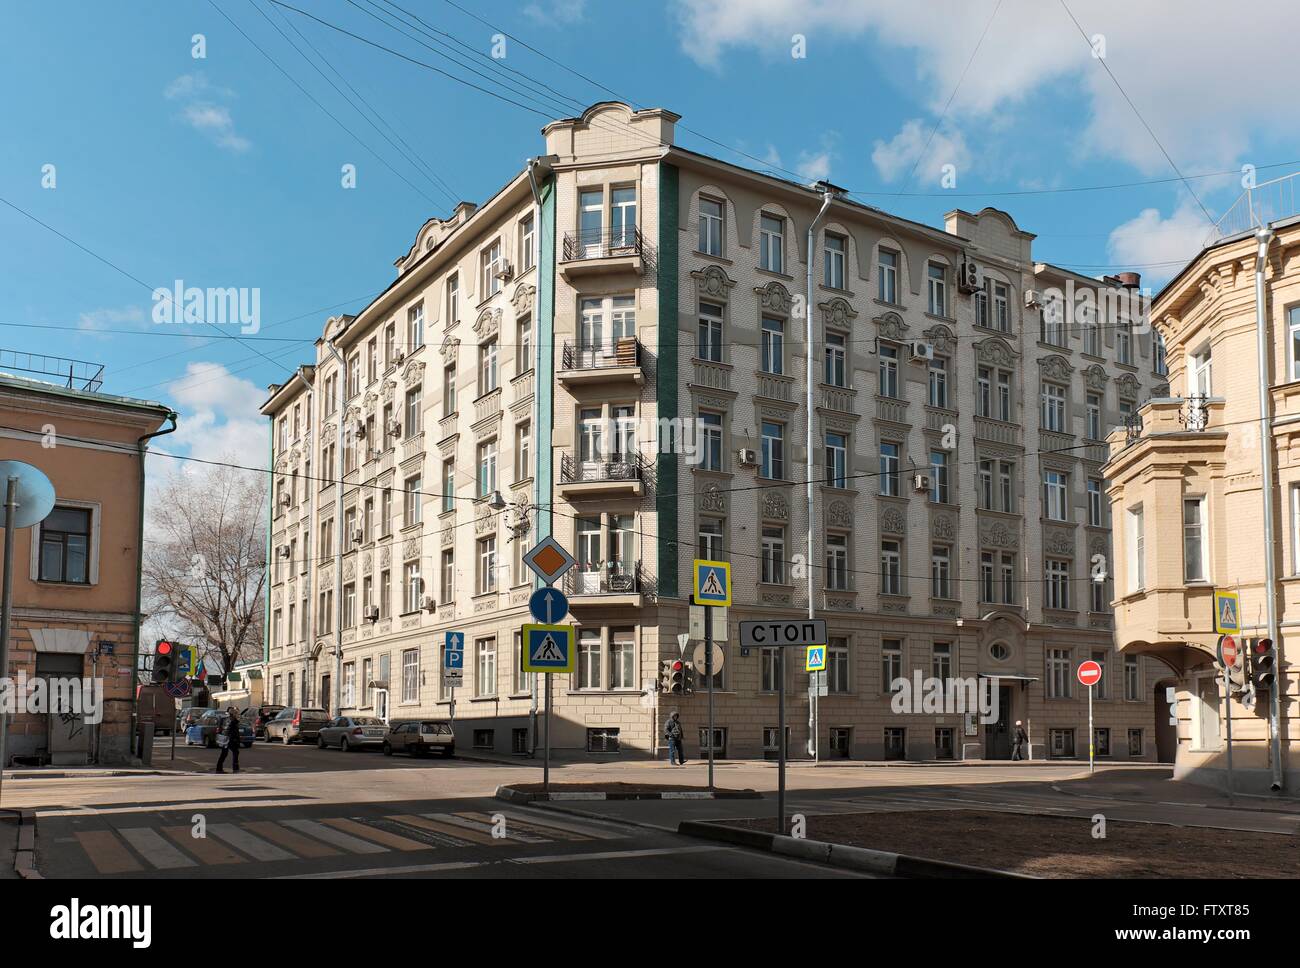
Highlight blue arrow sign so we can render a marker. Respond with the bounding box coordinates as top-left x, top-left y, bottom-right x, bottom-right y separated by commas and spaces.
529, 587, 569, 625
445, 631, 465, 652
